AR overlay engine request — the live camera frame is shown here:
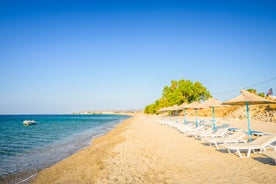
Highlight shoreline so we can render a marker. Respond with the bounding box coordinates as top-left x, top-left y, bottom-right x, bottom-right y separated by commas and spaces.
0, 114, 132, 184
29, 114, 276, 183
30, 116, 133, 184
